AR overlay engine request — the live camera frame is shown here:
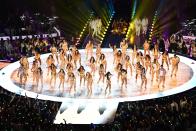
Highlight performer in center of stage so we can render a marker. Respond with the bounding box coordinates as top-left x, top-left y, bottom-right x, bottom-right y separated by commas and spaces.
170, 54, 180, 77
78, 65, 86, 87
85, 40, 93, 60
58, 69, 65, 90
158, 65, 167, 88
85, 72, 93, 96
105, 72, 112, 94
